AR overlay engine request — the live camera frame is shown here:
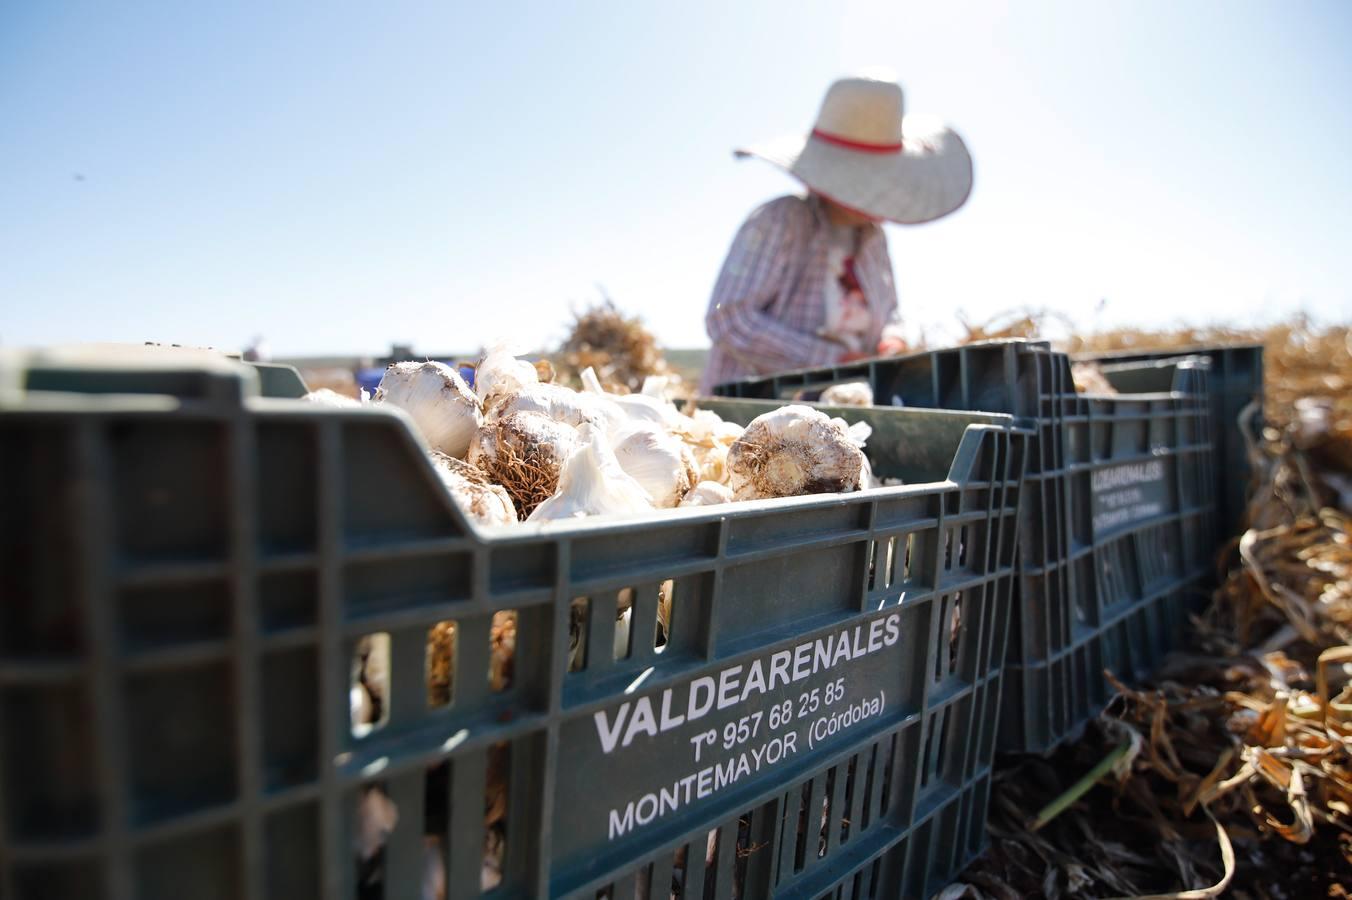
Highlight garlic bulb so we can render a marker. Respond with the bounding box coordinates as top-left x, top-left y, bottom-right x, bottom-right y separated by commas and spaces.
427, 451, 517, 527
680, 481, 734, 507
835, 419, 877, 490
468, 412, 581, 519
474, 341, 539, 407
820, 381, 874, 406
304, 388, 362, 407
580, 366, 684, 431
375, 361, 482, 458
612, 425, 698, 508
487, 381, 623, 432
726, 405, 866, 500
527, 424, 653, 522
